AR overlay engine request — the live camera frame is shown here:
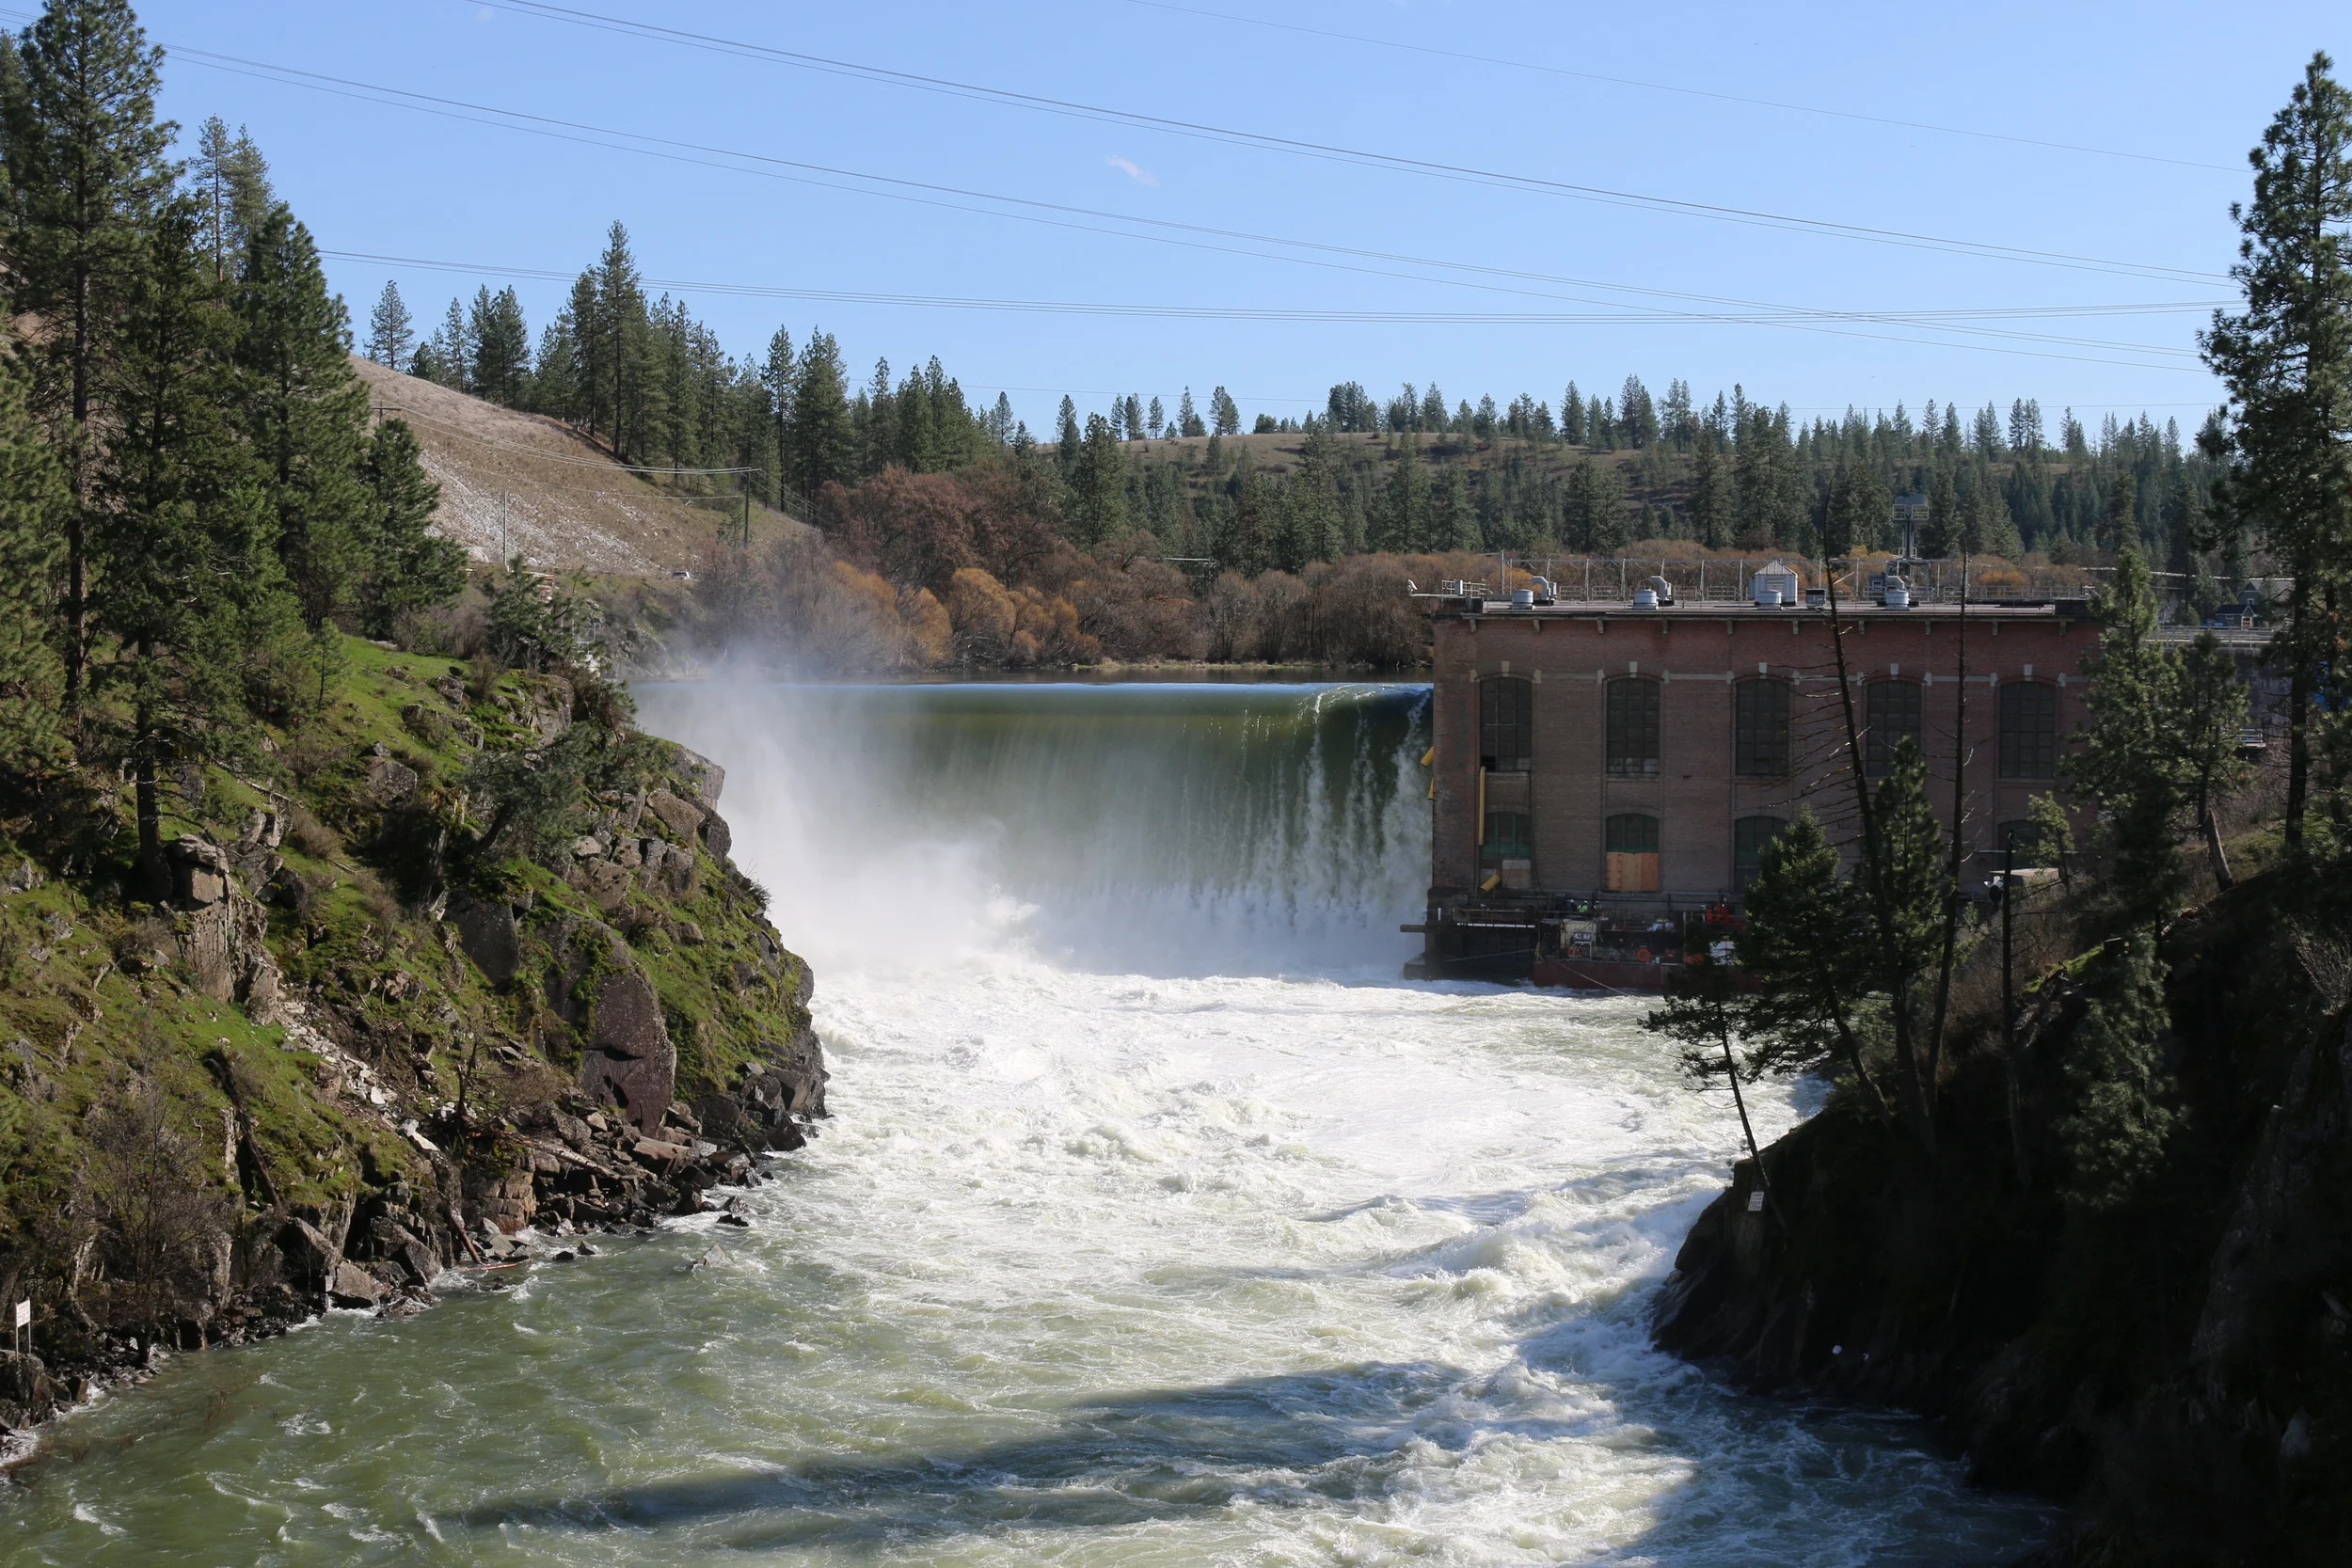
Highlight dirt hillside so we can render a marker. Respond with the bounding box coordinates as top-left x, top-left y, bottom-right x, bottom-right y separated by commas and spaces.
353, 357, 796, 578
